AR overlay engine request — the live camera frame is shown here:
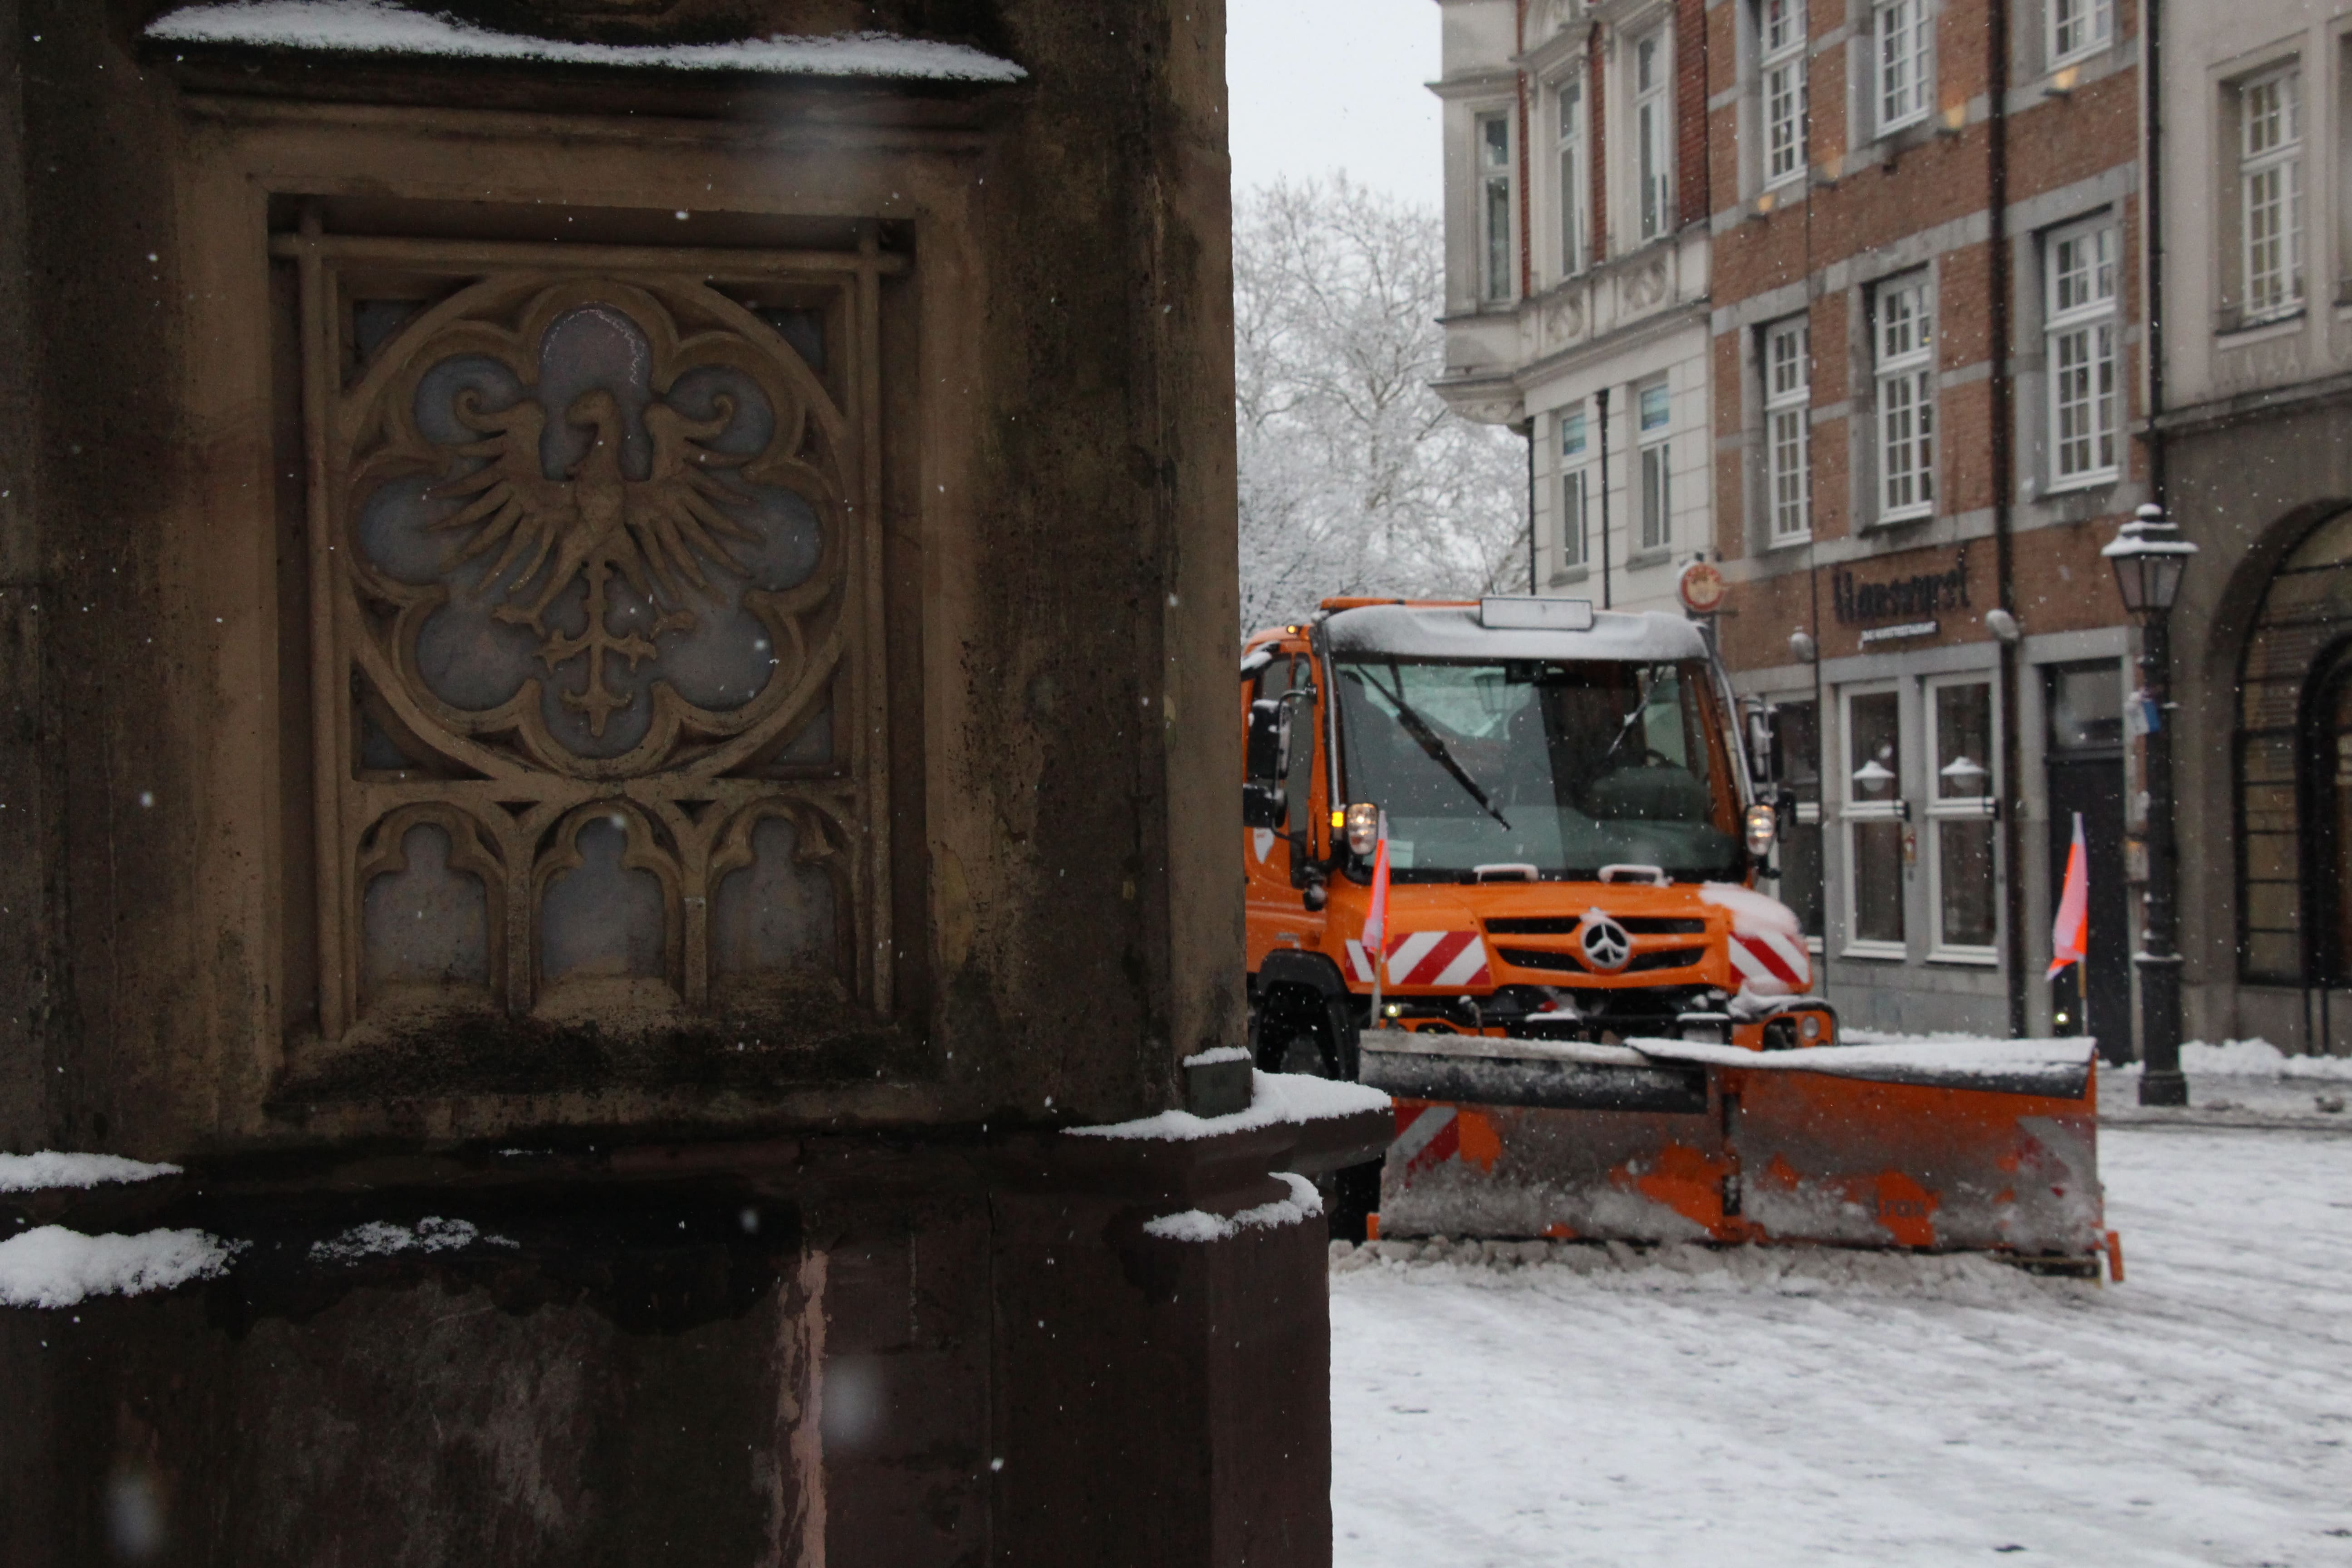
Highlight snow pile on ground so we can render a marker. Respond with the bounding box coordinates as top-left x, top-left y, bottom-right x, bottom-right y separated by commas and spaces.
2107, 1036, 2352, 1080
145, 1, 1027, 80
1146, 1173, 1323, 1243
0, 1226, 235, 1309
1332, 1127, 2352, 1566
1068, 1069, 1389, 1142
310, 1215, 516, 1263
0, 1151, 181, 1191
1333, 1236, 2078, 1307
